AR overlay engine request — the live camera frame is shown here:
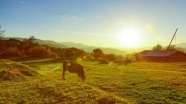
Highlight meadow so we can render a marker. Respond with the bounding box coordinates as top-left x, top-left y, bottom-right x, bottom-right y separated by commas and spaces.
0, 58, 186, 104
